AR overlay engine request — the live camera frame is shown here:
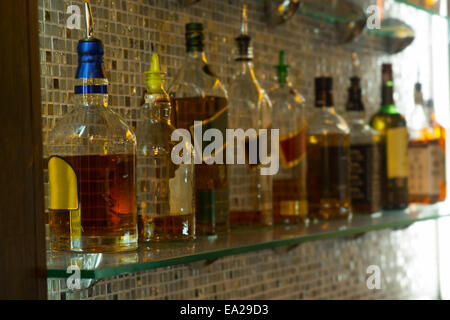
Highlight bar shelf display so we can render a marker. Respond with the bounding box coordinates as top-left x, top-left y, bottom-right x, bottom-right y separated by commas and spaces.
47, 203, 449, 281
